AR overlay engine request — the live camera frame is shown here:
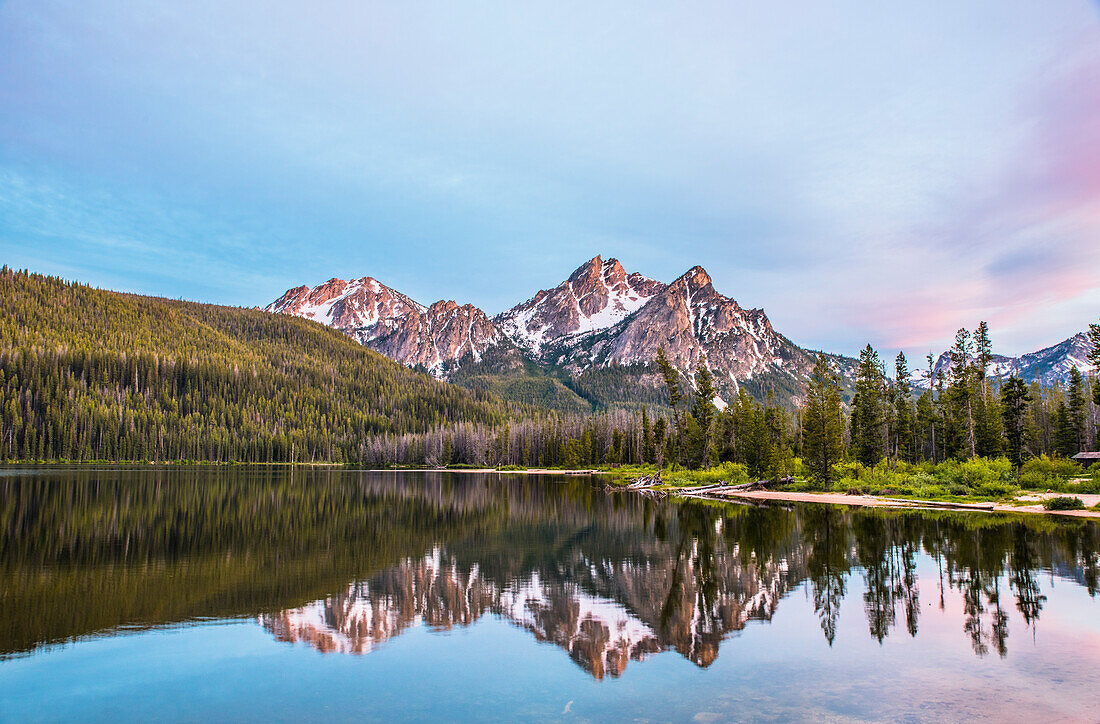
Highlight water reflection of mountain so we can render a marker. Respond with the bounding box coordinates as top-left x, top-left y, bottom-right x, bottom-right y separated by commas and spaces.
264, 531, 798, 679
2, 467, 1098, 671
261, 479, 1100, 675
